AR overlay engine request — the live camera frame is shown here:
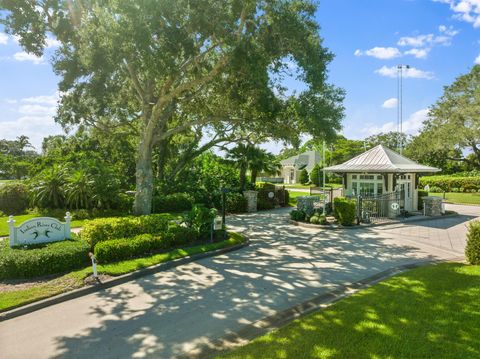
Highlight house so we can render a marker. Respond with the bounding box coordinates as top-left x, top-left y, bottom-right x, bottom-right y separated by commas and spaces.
324, 144, 440, 212
279, 150, 321, 184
